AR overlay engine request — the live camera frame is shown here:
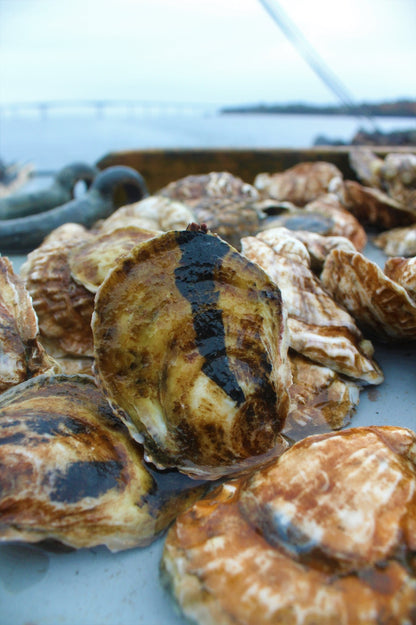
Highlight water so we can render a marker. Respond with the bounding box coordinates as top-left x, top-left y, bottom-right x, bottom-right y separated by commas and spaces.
1, 111, 414, 172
